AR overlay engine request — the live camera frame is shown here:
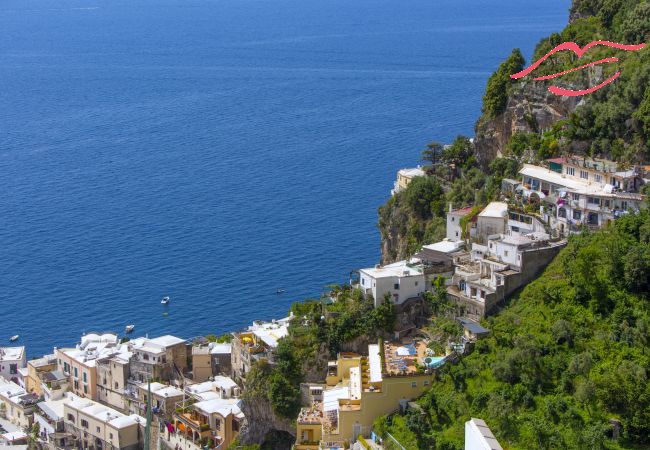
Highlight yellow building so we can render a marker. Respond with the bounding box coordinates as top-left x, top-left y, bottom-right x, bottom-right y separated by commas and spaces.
392, 167, 425, 195
62, 393, 145, 450
295, 340, 439, 449
192, 345, 213, 382
25, 354, 58, 397
0, 377, 39, 429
